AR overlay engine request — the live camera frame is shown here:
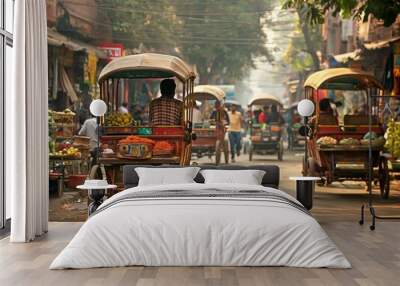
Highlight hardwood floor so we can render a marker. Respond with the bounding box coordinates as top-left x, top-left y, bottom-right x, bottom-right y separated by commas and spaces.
1, 221, 399, 286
